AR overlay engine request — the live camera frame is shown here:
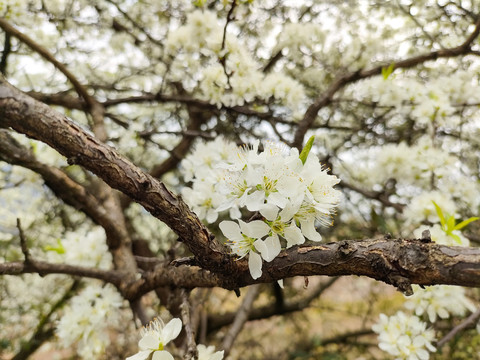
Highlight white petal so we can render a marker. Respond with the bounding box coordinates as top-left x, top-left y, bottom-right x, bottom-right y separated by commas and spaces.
301, 219, 322, 242
206, 209, 219, 224
138, 334, 159, 351
152, 350, 174, 360
279, 201, 301, 221
239, 220, 270, 238
259, 203, 280, 221
229, 206, 241, 219
161, 318, 182, 344
284, 223, 305, 248
277, 279, 284, 289
211, 350, 225, 360
126, 350, 152, 360
268, 191, 288, 208
219, 221, 242, 241
248, 251, 263, 279
245, 190, 265, 211
254, 236, 281, 262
